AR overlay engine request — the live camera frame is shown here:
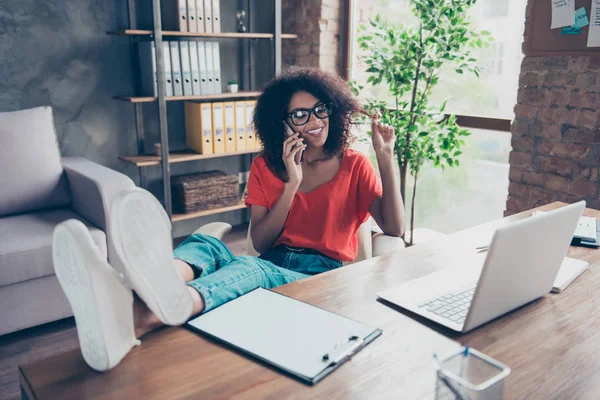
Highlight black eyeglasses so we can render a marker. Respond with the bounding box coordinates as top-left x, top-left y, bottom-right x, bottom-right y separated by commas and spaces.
286, 102, 333, 126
